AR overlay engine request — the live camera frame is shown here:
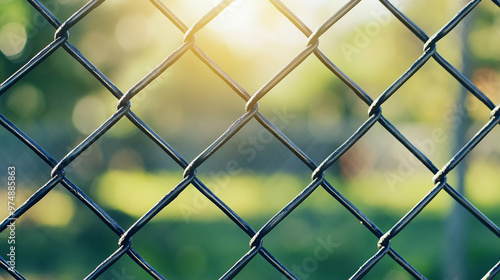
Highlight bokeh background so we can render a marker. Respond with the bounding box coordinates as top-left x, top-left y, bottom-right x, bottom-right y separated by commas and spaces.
0, 0, 499, 279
